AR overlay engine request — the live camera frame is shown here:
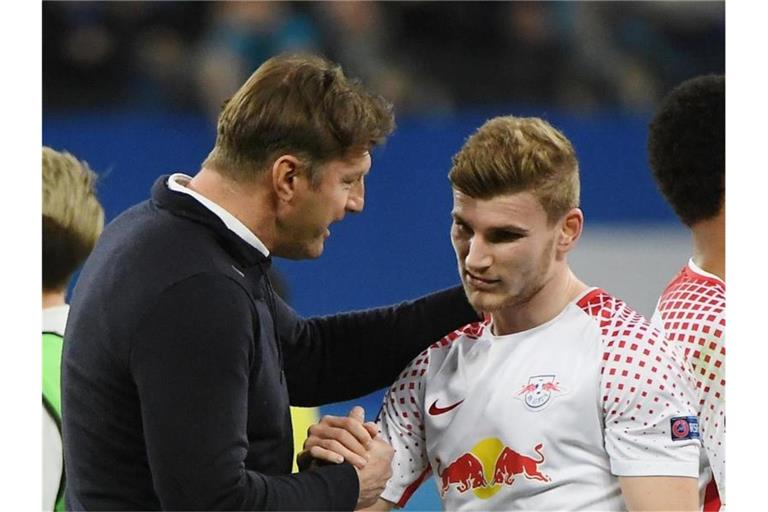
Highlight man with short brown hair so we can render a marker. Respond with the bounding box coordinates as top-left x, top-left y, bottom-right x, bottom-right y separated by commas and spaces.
62, 54, 480, 511
304, 115, 701, 511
